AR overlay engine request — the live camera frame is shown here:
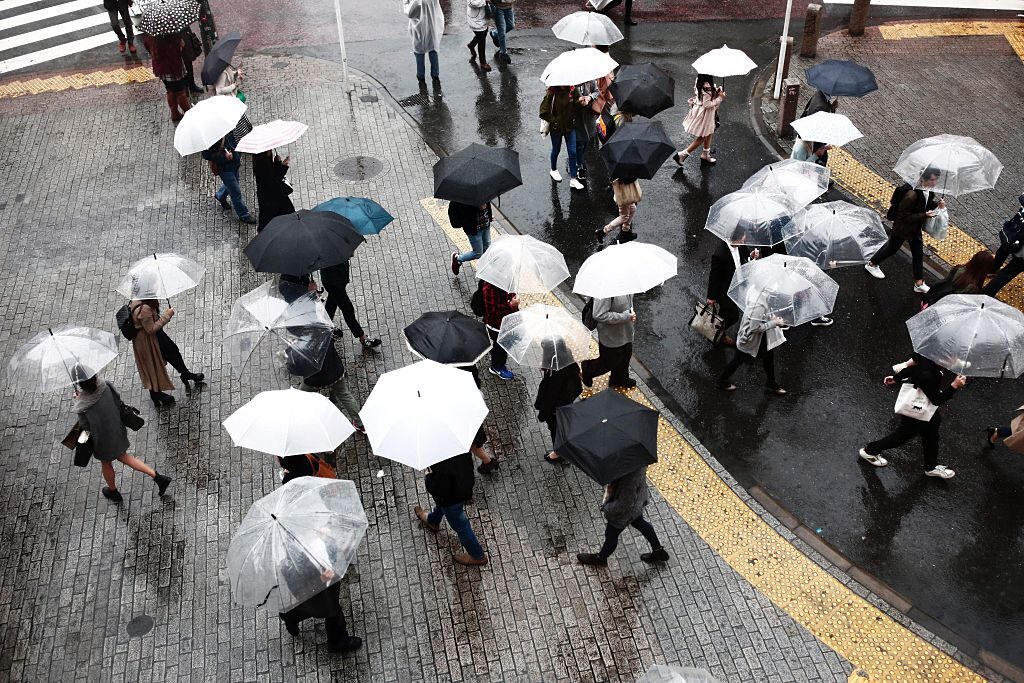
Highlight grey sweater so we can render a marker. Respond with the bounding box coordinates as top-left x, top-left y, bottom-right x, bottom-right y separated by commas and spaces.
601, 466, 651, 529
593, 294, 634, 348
